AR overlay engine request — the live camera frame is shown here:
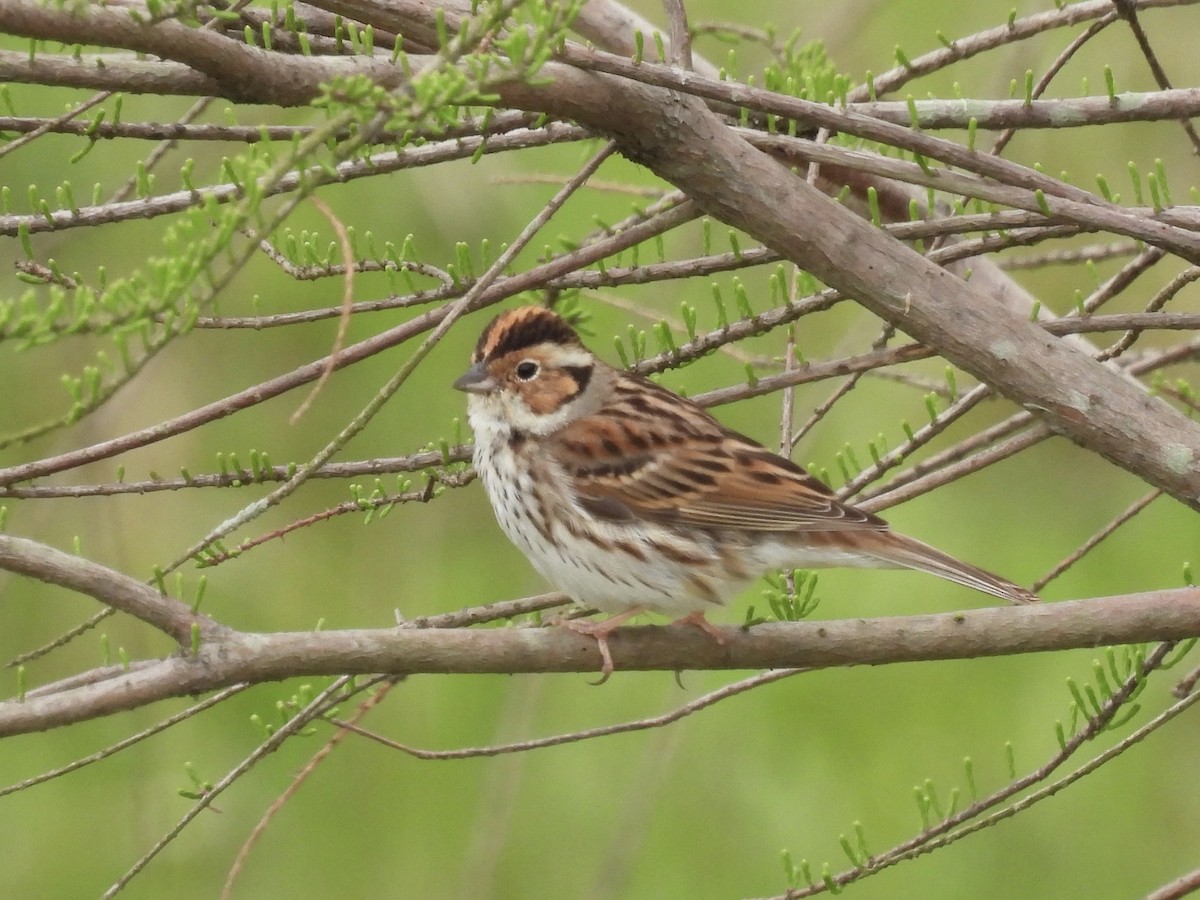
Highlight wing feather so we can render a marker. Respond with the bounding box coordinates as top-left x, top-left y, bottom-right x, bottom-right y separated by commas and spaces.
551, 376, 888, 534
